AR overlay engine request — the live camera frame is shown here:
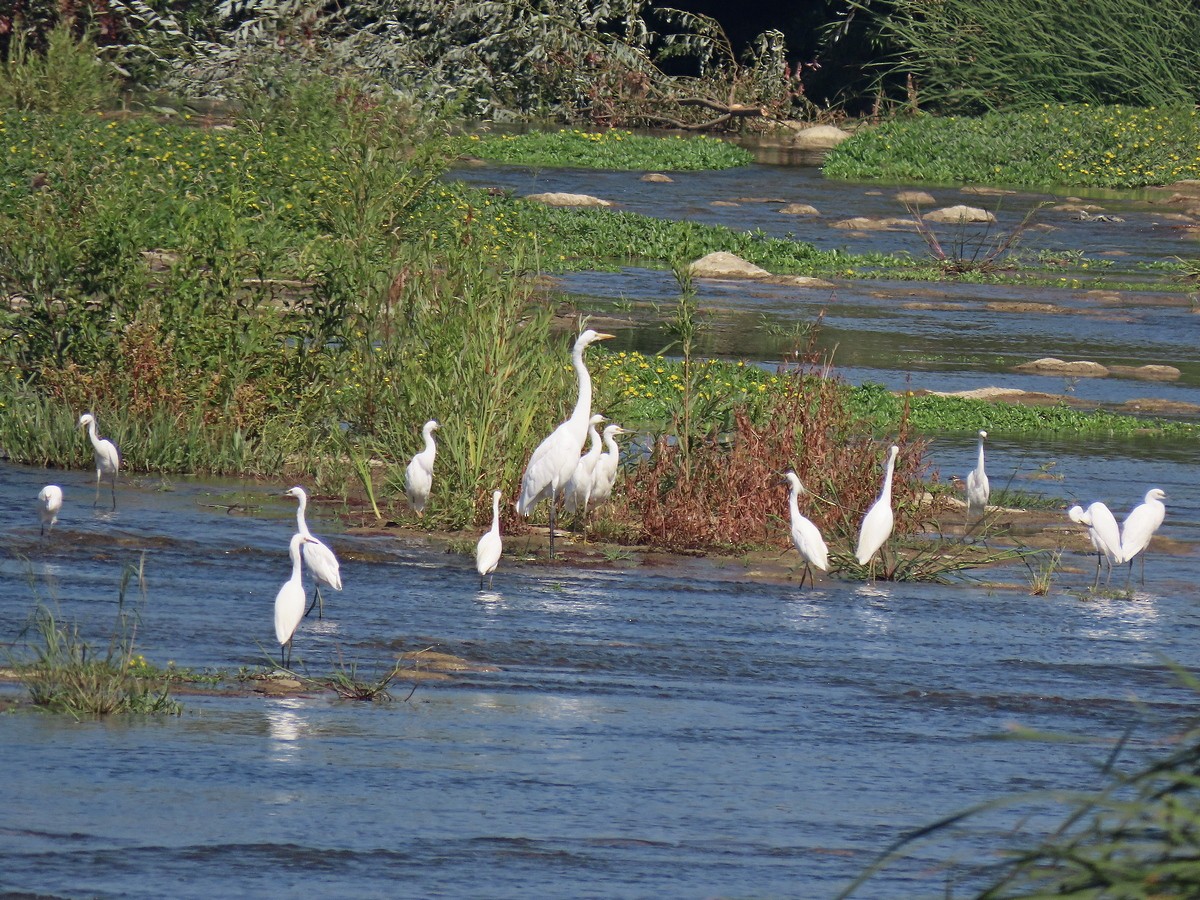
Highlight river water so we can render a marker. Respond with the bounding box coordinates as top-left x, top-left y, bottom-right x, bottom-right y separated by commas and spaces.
2, 160, 1199, 899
